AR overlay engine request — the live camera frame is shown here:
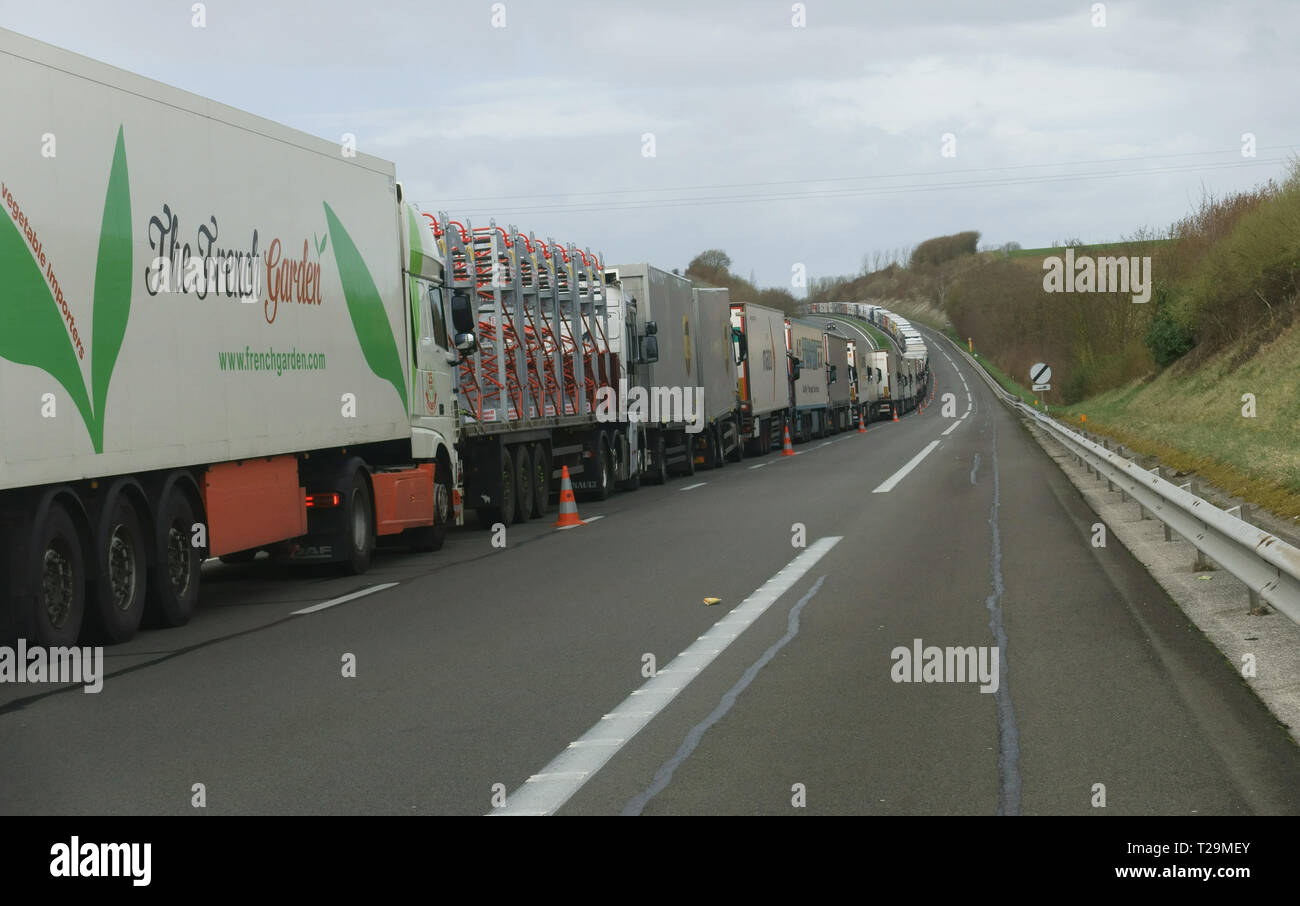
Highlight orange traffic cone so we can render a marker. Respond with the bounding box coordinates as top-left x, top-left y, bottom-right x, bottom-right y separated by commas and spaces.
891, 405, 899, 423
781, 424, 796, 456
553, 465, 583, 528
857, 409, 867, 433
